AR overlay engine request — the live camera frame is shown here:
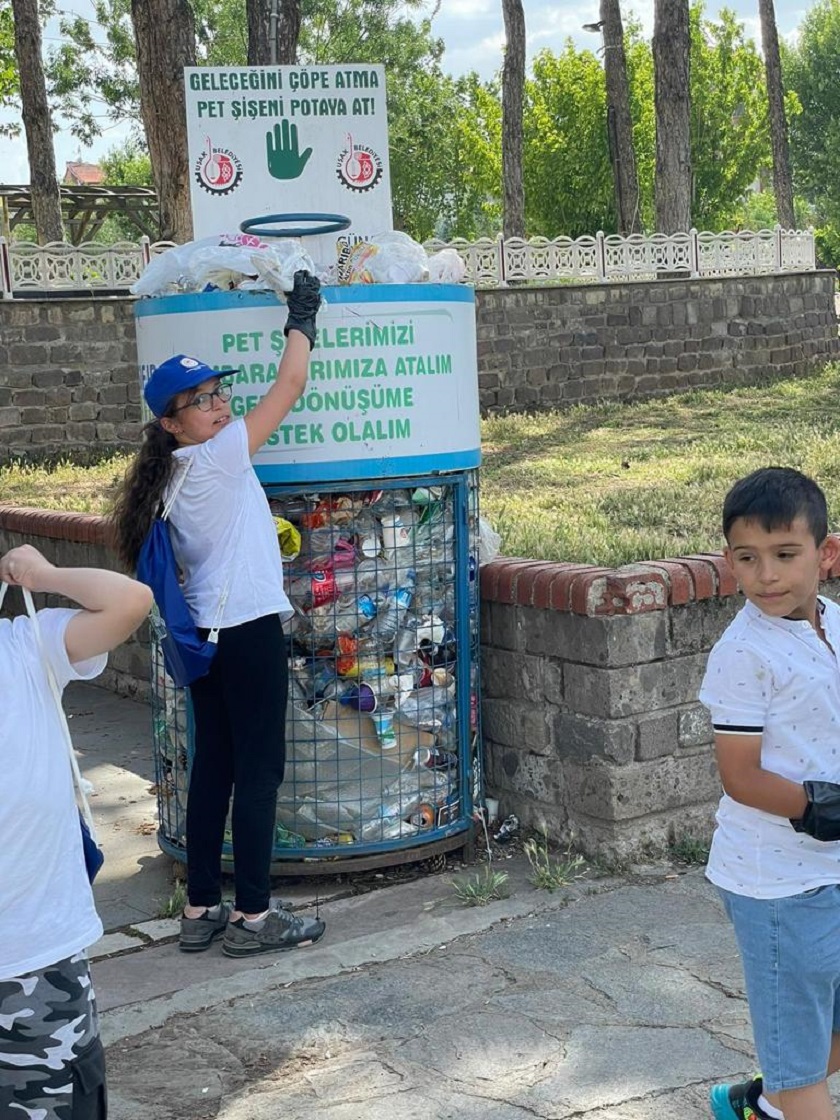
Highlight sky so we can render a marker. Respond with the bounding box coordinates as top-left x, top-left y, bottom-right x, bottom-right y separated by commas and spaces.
0, 0, 813, 187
